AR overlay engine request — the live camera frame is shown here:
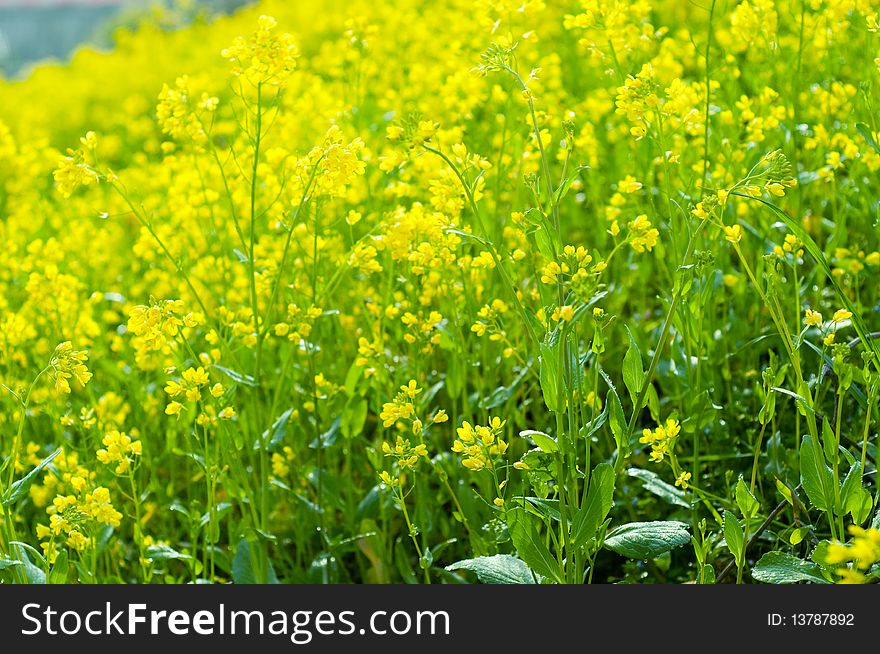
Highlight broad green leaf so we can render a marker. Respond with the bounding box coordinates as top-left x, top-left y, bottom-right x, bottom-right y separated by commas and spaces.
533, 225, 556, 262
735, 477, 760, 519
723, 511, 744, 562
800, 435, 834, 512
622, 327, 646, 406
507, 507, 562, 583
789, 527, 810, 545
572, 463, 615, 547
232, 538, 279, 584
811, 540, 833, 566
12, 546, 46, 585
520, 429, 558, 453
48, 550, 68, 585
603, 520, 690, 560
752, 551, 829, 584
628, 468, 690, 508
2, 448, 61, 507
446, 554, 537, 584
840, 462, 873, 524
